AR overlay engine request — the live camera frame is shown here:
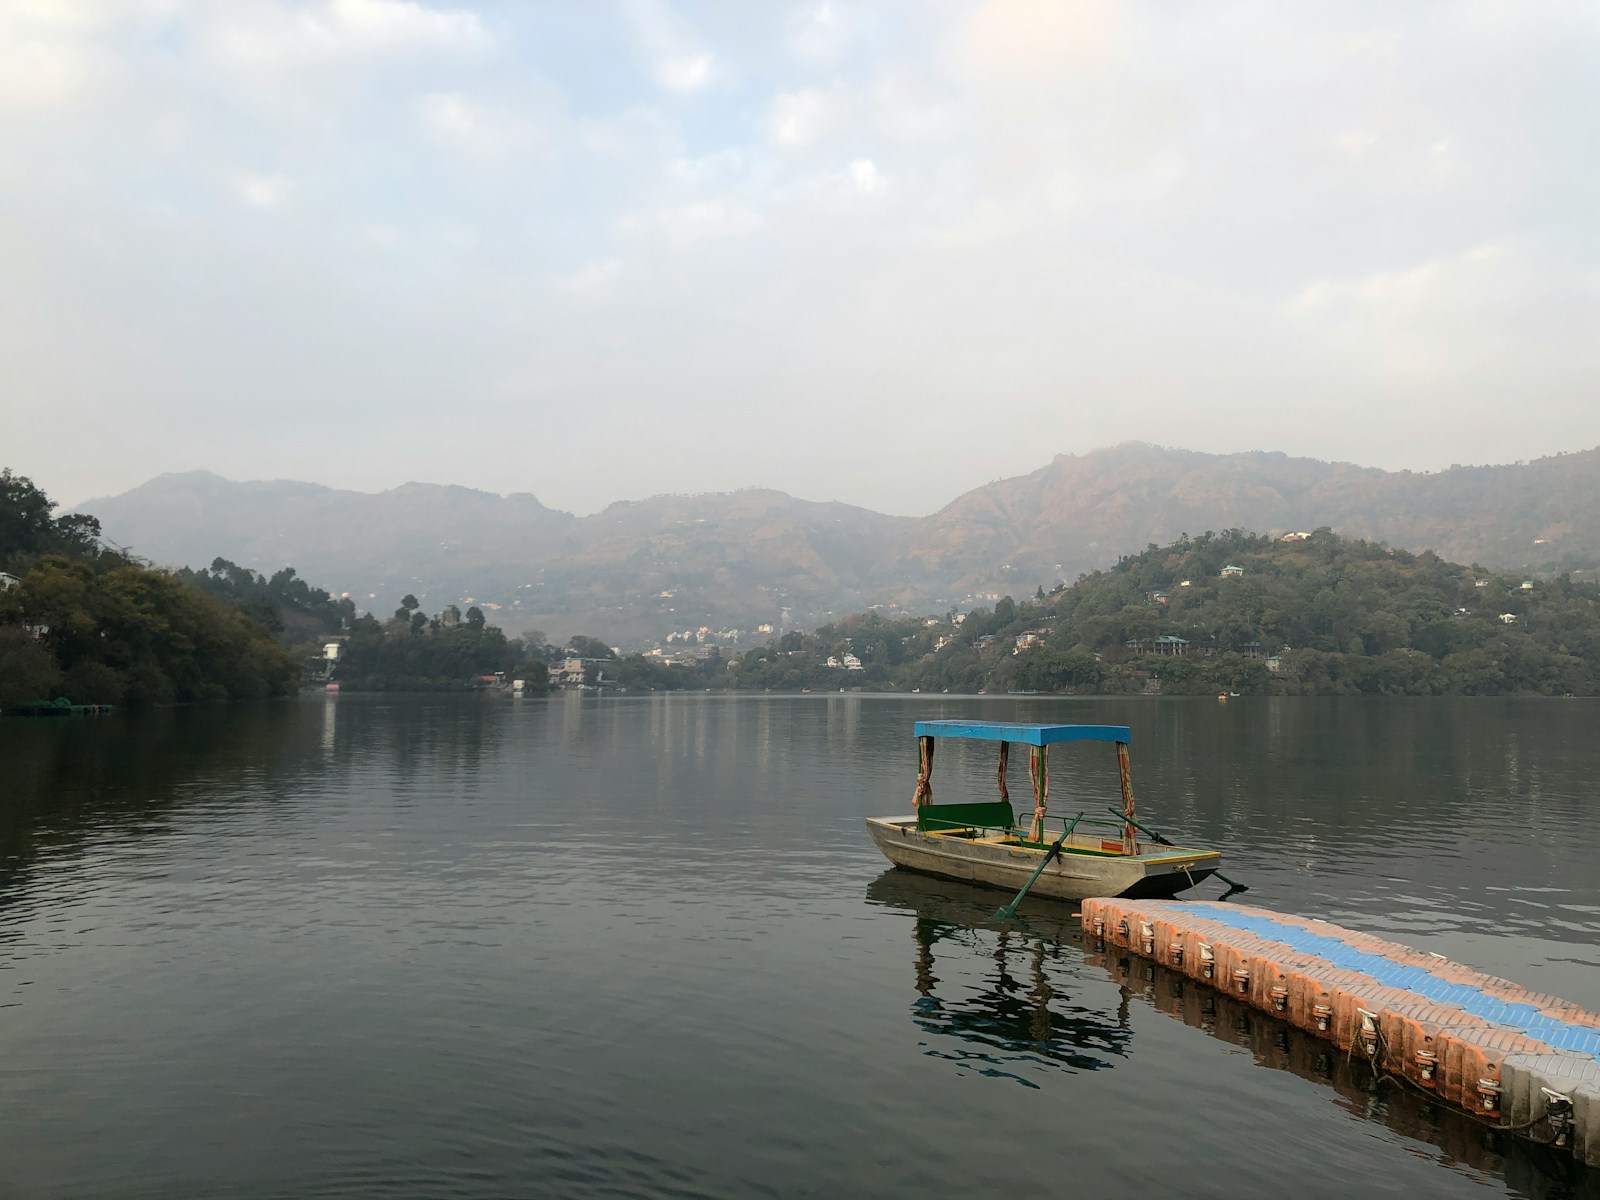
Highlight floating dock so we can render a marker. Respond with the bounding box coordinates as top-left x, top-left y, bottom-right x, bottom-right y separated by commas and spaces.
1083, 897, 1600, 1168
5, 699, 115, 717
